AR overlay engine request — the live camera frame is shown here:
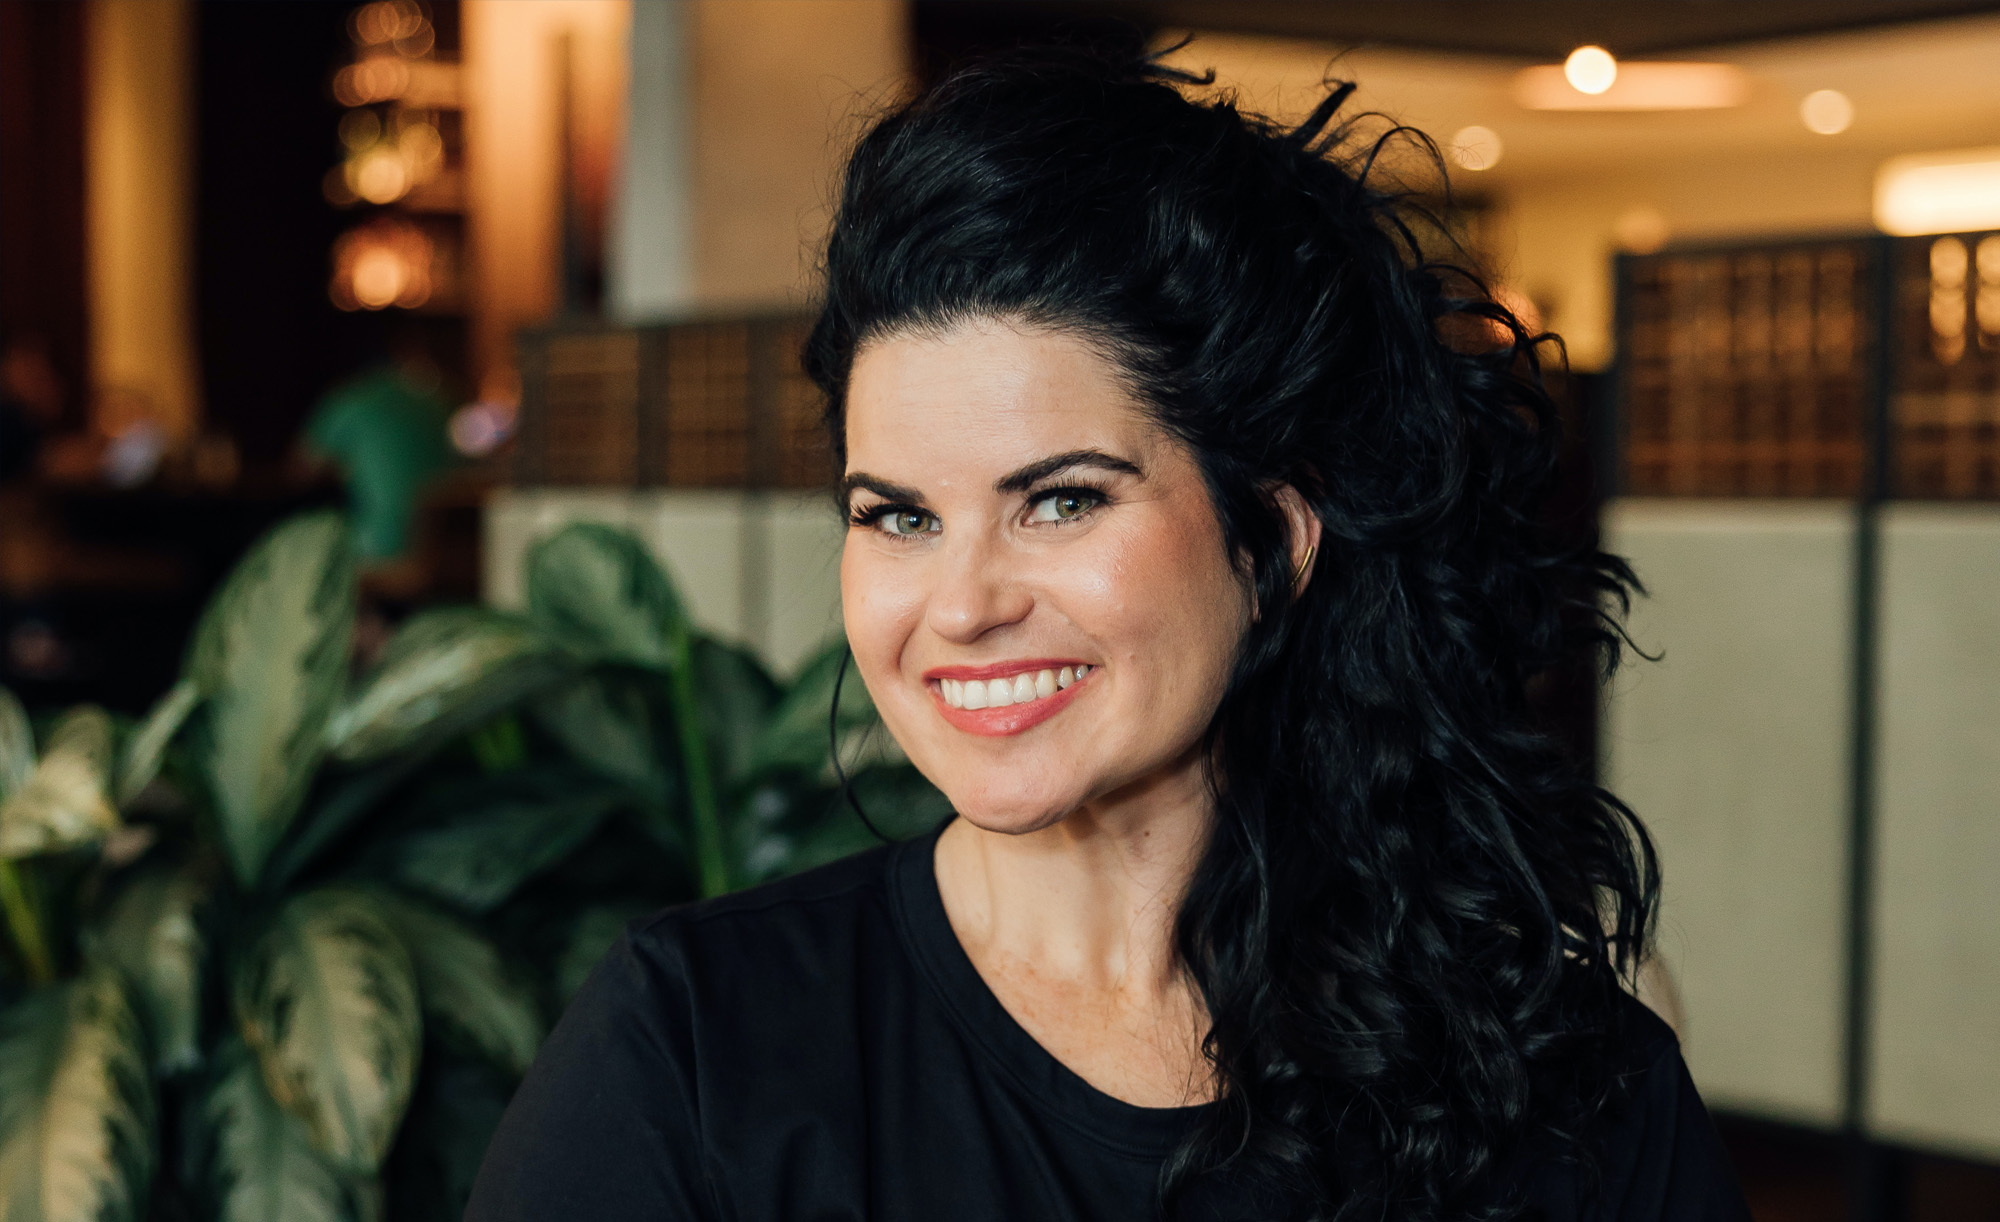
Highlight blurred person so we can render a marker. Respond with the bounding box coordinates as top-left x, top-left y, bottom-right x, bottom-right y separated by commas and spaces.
300, 334, 453, 561
471, 46, 1745, 1222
